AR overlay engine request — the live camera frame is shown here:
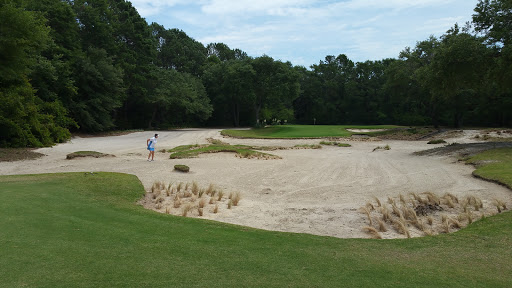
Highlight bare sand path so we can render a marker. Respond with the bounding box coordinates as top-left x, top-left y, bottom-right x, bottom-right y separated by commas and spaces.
1, 128, 510, 239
